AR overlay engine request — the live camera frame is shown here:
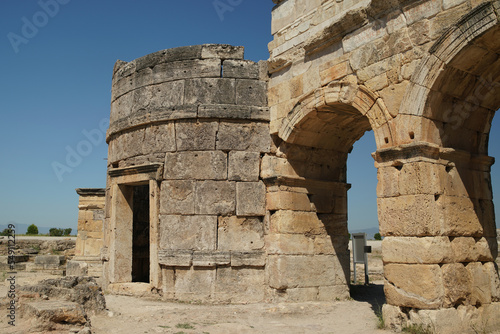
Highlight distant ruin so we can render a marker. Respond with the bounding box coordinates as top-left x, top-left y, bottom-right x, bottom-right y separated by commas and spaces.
75, 1, 500, 332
